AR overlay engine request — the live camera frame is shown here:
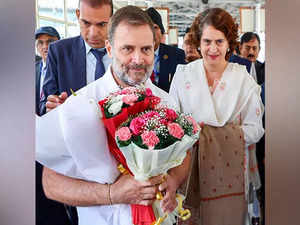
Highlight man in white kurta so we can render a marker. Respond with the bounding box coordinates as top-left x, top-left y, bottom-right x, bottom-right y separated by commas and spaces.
36, 6, 189, 225
36, 65, 177, 225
